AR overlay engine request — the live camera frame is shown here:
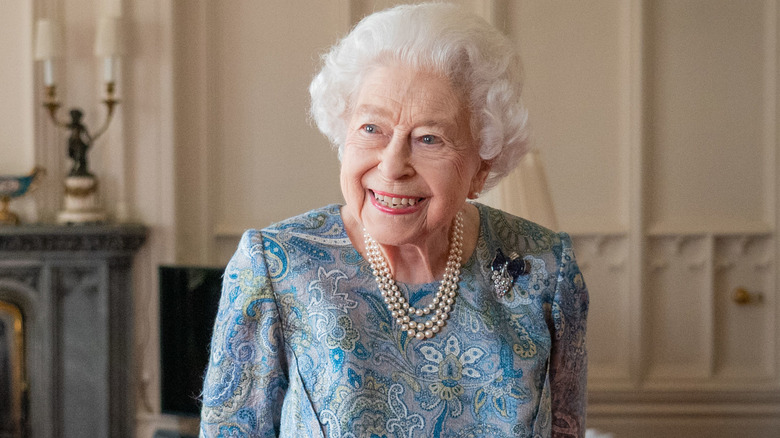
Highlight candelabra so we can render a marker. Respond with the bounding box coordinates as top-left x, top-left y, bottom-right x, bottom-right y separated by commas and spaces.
35, 17, 121, 224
